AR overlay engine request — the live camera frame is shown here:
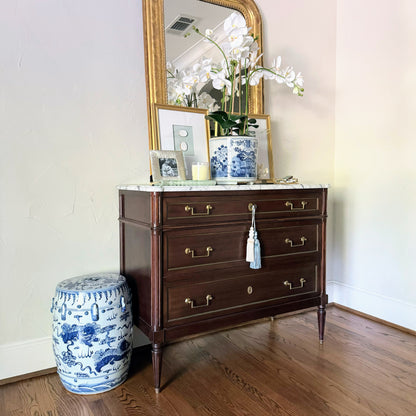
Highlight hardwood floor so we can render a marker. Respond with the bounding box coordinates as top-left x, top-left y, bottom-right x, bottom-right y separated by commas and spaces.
1, 307, 415, 415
